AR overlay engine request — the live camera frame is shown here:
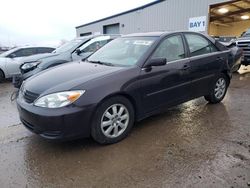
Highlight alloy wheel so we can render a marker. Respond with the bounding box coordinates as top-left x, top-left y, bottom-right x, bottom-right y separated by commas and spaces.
214, 78, 226, 99
101, 104, 129, 138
